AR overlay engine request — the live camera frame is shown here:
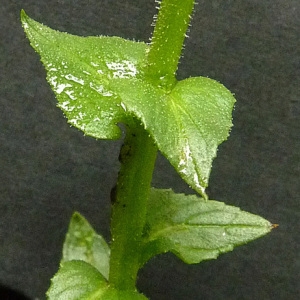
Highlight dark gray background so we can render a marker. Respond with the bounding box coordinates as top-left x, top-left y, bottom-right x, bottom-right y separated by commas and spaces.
1, 0, 299, 299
